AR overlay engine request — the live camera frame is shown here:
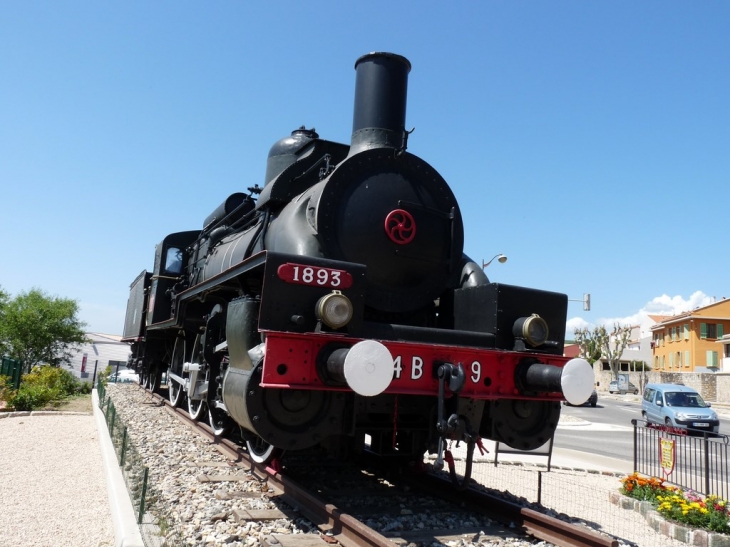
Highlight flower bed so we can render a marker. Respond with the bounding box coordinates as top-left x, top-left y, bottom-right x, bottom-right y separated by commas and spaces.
612, 472, 730, 545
